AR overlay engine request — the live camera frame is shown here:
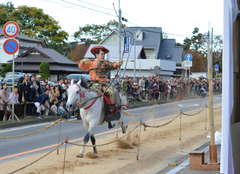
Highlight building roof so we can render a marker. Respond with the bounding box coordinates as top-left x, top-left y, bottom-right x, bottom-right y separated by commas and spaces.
15, 64, 83, 73
19, 47, 76, 65
14, 47, 85, 73
123, 27, 162, 50
84, 44, 146, 60
158, 39, 183, 63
